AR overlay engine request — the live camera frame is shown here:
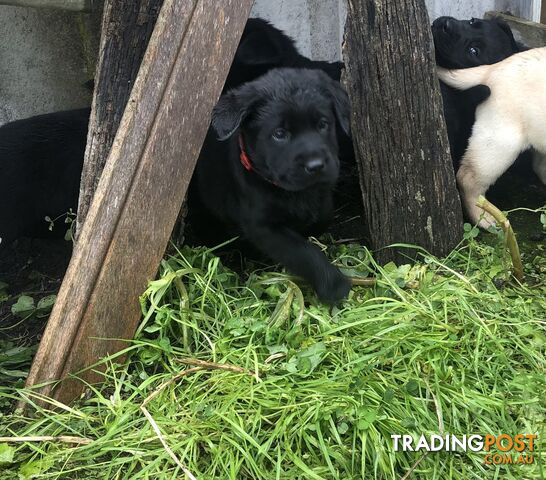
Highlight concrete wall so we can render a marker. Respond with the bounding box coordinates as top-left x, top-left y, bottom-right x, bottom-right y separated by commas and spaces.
252, 0, 540, 61
251, 0, 347, 62
0, 5, 99, 125
426, 0, 538, 22
0, 0, 540, 124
